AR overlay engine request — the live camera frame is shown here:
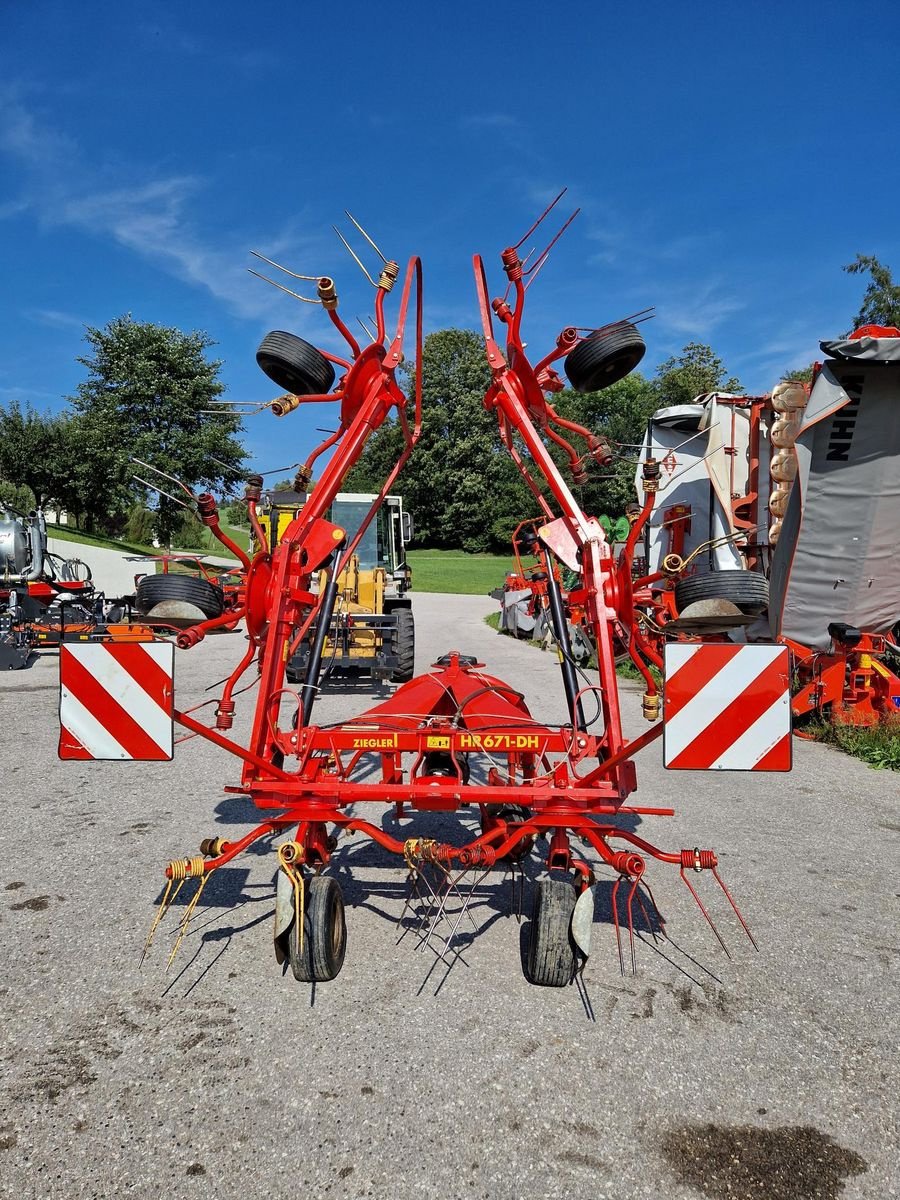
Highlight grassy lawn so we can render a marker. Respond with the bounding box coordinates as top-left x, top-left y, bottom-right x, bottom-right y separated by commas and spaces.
46, 522, 248, 559
804, 715, 900, 771
407, 549, 515, 595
